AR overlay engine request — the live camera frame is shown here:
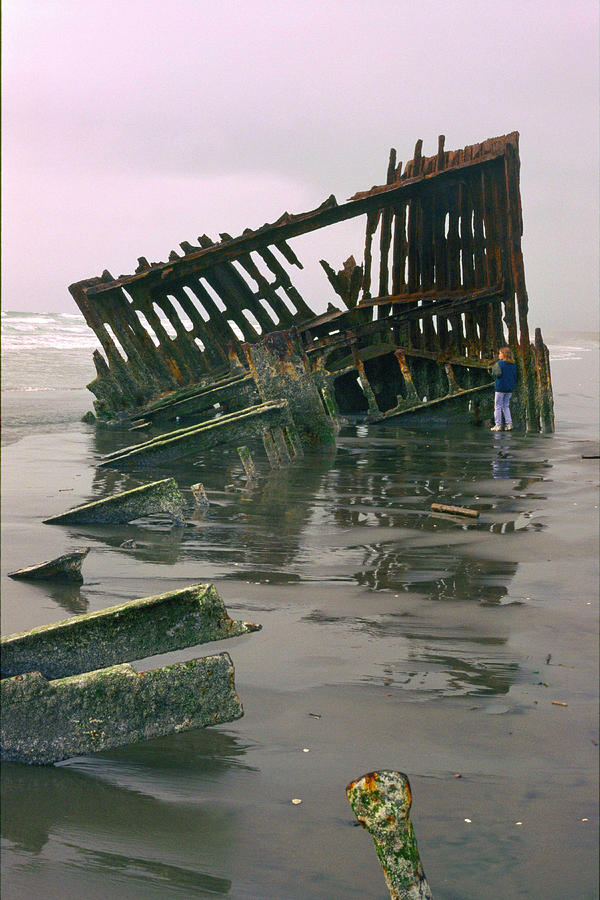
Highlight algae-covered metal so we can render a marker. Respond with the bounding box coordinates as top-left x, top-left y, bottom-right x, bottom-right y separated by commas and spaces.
347, 770, 433, 900
98, 401, 299, 469
1, 653, 242, 765
1, 584, 261, 765
70, 132, 553, 435
44, 477, 185, 525
1, 583, 260, 680
8, 548, 90, 583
